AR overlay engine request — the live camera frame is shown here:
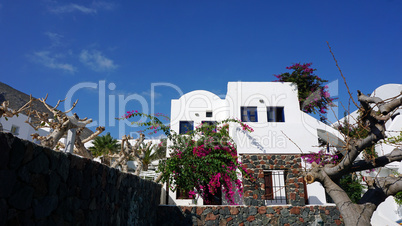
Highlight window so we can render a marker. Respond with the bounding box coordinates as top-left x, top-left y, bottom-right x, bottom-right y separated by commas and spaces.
267, 107, 285, 122
179, 121, 194, 134
206, 111, 213, 117
10, 125, 19, 135
241, 107, 258, 122
264, 170, 287, 204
